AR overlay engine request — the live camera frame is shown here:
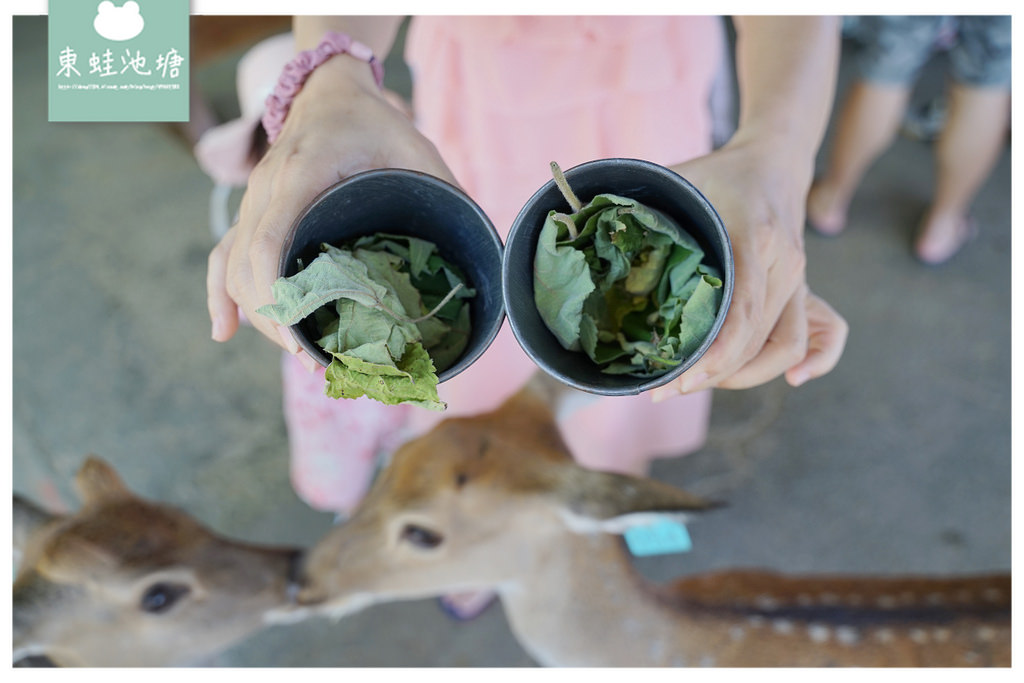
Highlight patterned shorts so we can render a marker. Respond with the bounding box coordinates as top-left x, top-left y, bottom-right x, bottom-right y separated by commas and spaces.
856, 16, 1011, 87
